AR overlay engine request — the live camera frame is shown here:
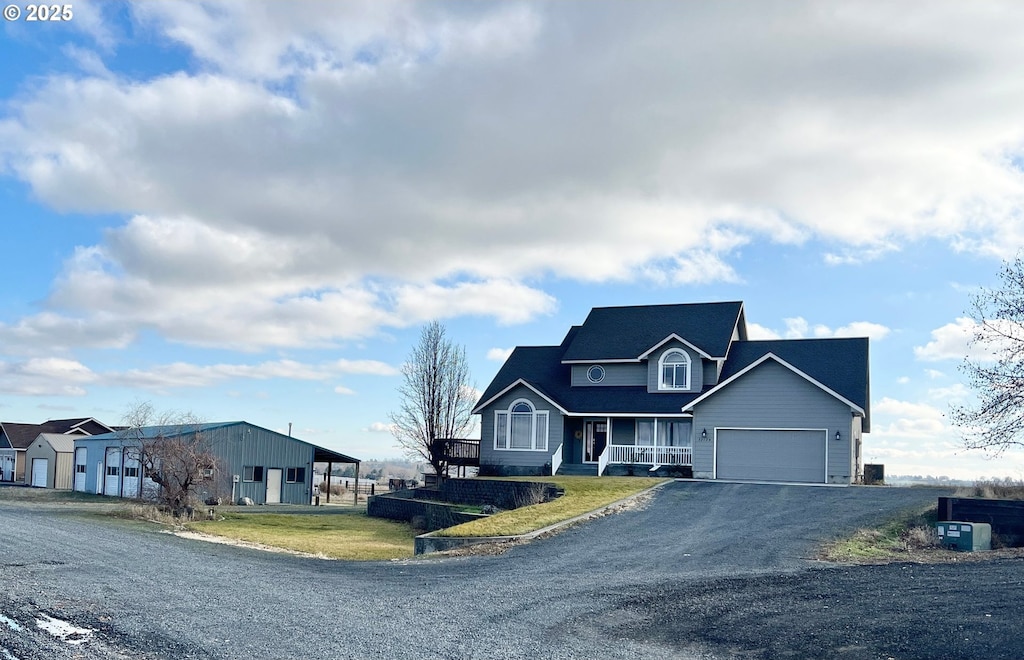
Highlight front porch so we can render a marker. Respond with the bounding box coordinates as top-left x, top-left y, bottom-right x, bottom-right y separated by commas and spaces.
555, 417, 693, 477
